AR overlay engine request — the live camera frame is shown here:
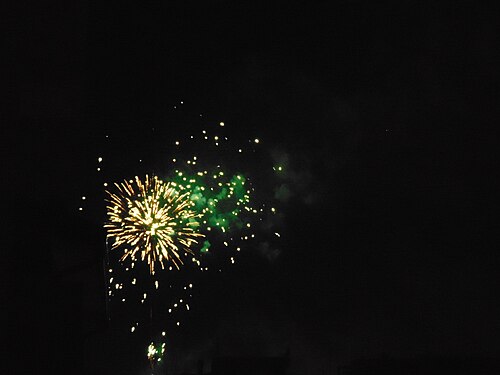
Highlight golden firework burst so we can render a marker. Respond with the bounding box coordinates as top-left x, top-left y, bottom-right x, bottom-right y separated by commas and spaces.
105, 175, 204, 273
